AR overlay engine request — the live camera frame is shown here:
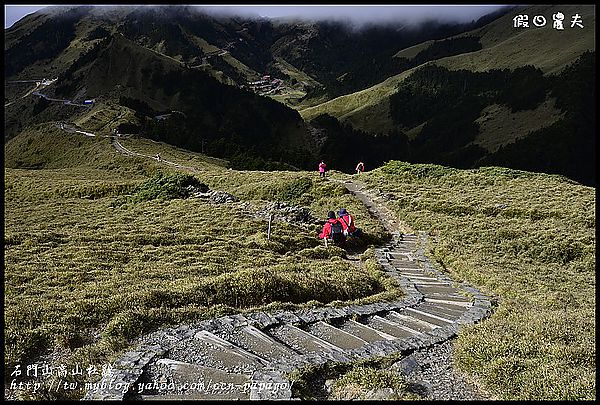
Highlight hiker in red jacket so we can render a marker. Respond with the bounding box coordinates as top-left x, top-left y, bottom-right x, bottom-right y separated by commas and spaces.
319, 211, 346, 244
338, 208, 363, 237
